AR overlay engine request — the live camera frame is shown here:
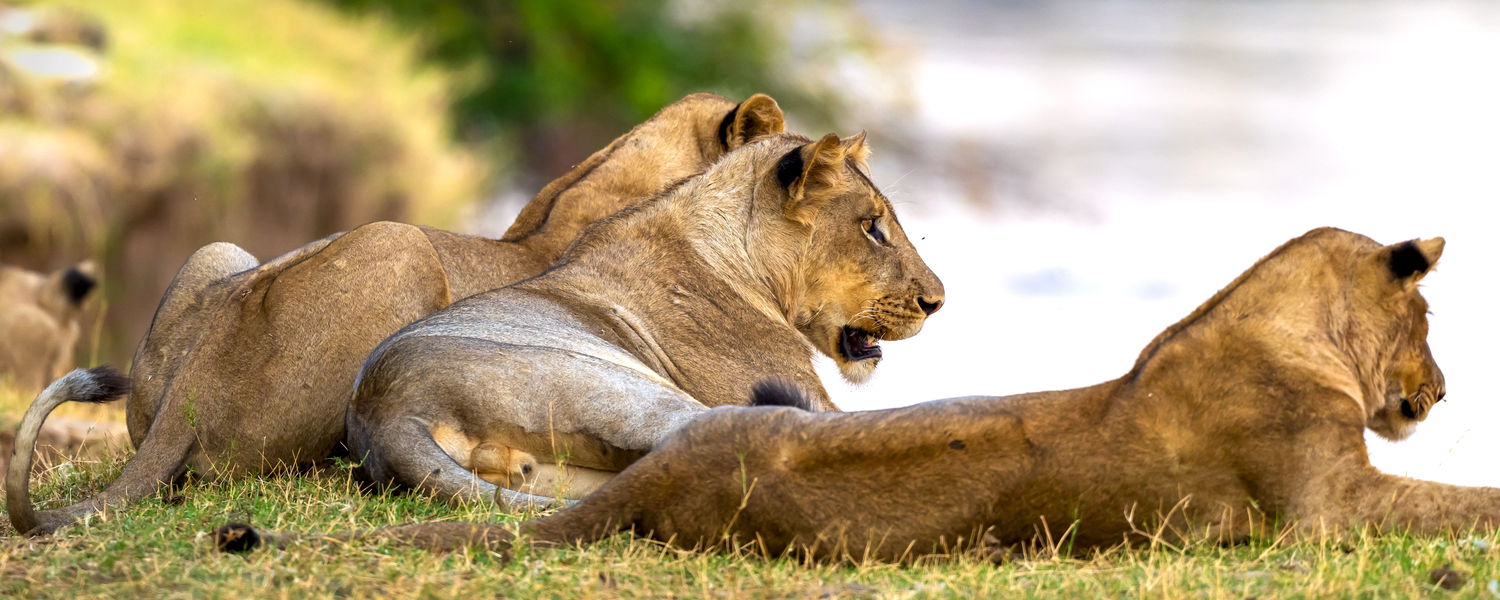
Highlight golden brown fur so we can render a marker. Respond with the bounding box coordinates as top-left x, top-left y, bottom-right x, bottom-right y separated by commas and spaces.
344, 132, 944, 507
250, 228, 1490, 561
7, 93, 787, 535
0, 262, 97, 393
